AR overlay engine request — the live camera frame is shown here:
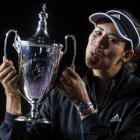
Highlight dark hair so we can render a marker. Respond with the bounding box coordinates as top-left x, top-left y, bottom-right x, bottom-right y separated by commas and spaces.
104, 8, 140, 73
120, 10, 140, 73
